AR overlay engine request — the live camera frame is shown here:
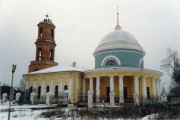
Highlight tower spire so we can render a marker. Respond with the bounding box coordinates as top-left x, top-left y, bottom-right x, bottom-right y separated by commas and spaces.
115, 6, 121, 30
